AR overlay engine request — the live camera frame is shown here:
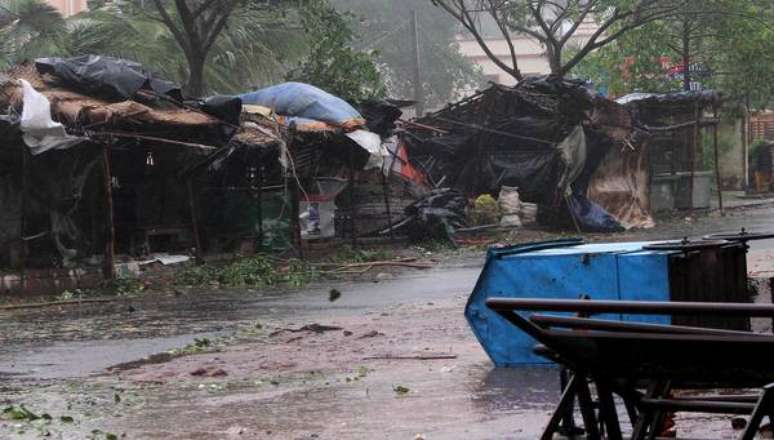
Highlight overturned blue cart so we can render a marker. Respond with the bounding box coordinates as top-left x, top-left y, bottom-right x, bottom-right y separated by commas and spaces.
465, 236, 753, 366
